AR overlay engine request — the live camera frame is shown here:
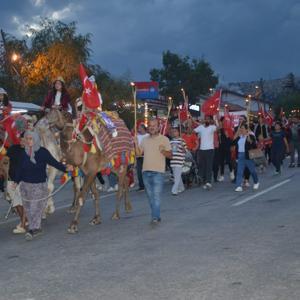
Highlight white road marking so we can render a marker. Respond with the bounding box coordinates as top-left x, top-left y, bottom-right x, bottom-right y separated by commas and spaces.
232, 179, 291, 207
0, 192, 116, 226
